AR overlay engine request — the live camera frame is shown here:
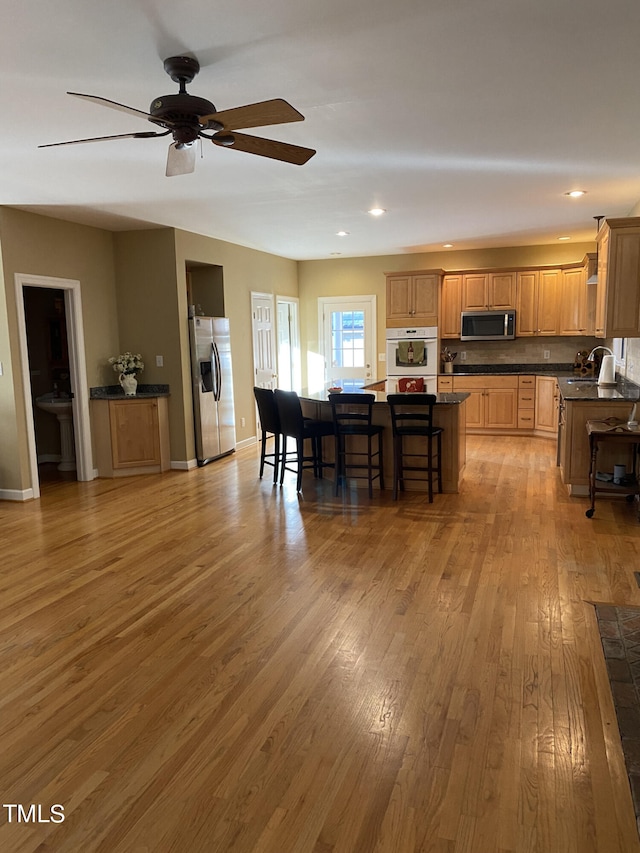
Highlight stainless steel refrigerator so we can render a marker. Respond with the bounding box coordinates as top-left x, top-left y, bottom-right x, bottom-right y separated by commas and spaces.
189, 316, 236, 465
